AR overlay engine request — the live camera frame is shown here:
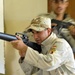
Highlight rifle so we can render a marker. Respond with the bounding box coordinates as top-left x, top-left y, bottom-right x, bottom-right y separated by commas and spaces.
51, 19, 73, 32
51, 19, 75, 53
0, 32, 41, 53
